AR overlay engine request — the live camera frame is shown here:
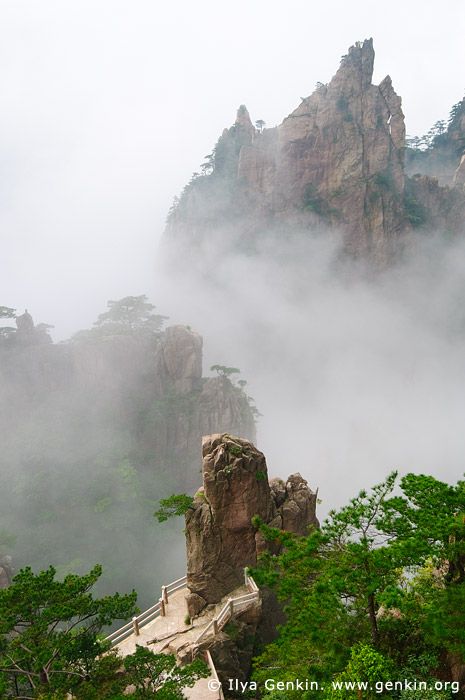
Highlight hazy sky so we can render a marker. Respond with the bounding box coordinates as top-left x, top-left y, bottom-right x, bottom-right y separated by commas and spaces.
1, 0, 464, 338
